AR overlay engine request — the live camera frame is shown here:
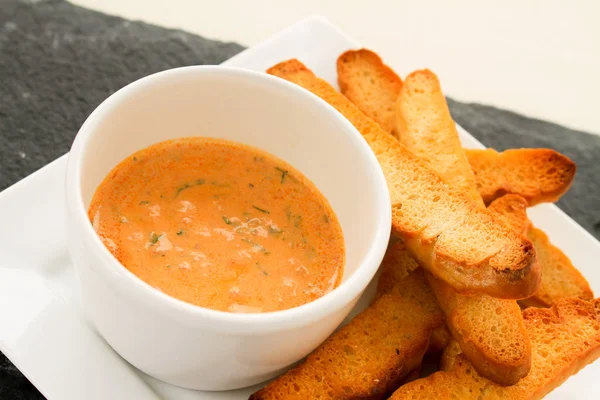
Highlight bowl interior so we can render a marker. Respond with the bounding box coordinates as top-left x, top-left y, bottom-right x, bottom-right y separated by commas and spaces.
77, 67, 389, 285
